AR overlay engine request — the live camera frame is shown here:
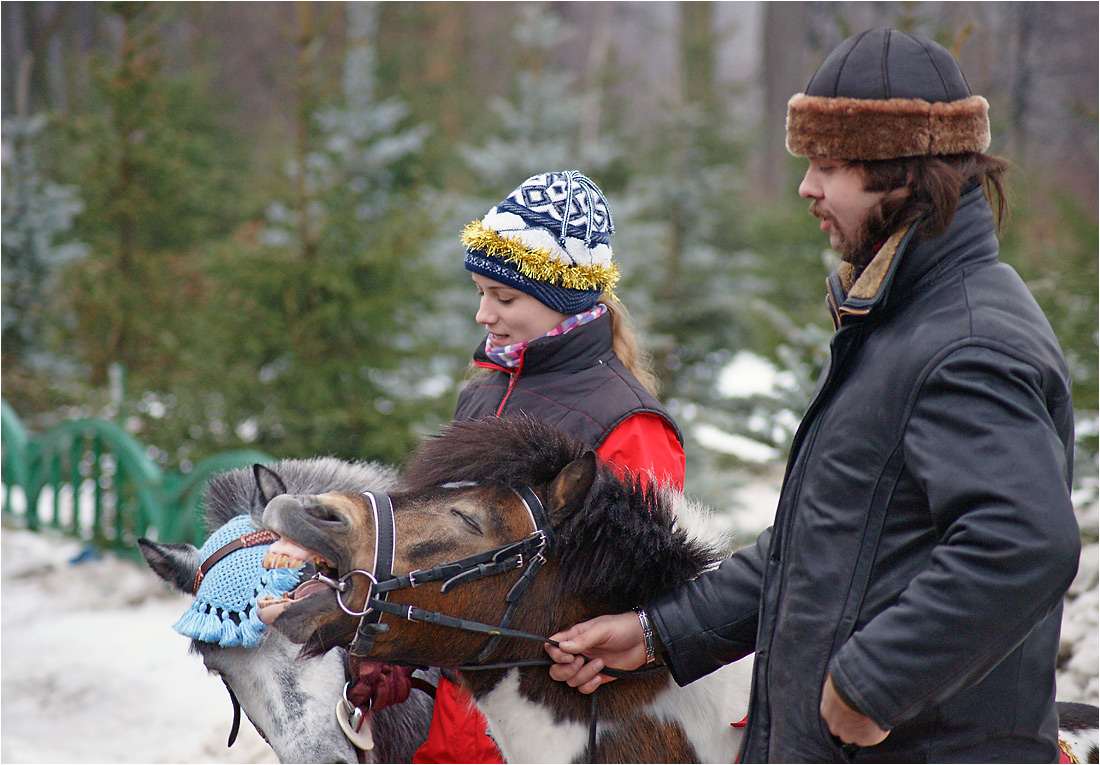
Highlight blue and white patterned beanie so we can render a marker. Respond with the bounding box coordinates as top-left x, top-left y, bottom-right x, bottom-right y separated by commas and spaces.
172, 515, 300, 648
462, 171, 620, 314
